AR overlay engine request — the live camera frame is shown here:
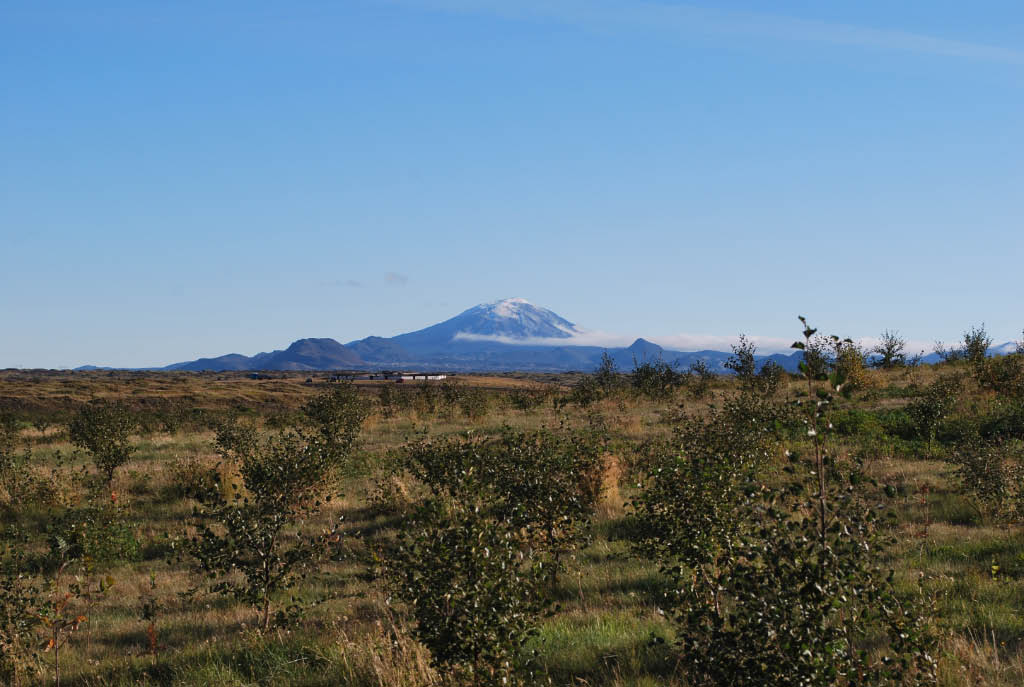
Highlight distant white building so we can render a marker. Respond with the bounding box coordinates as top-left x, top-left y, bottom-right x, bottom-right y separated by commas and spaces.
329, 371, 449, 382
